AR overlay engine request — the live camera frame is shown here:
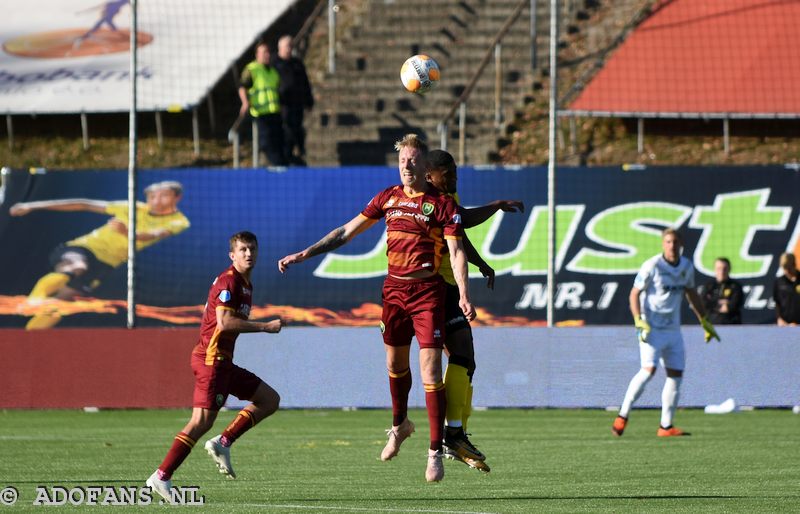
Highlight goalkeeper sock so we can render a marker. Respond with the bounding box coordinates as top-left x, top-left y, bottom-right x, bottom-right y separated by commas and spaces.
424, 381, 446, 451
158, 432, 196, 480
619, 368, 653, 418
28, 272, 70, 299
388, 368, 412, 427
444, 363, 470, 427
221, 409, 256, 447
660, 376, 682, 428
